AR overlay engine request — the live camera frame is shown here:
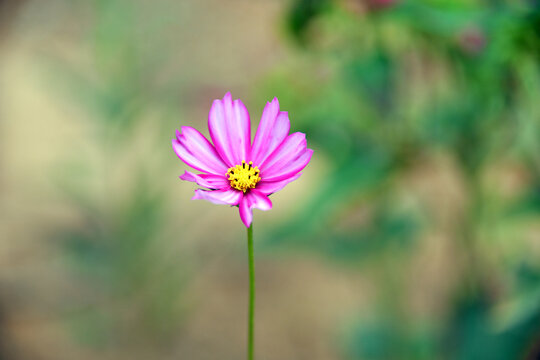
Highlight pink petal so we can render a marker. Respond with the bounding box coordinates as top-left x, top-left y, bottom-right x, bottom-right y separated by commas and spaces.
256, 173, 302, 195
192, 188, 242, 205
180, 171, 229, 189
172, 127, 229, 175
259, 132, 306, 170
251, 98, 290, 166
208, 92, 251, 167
262, 149, 313, 182
259, 132, 310, 179
238, 189, 273, 227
